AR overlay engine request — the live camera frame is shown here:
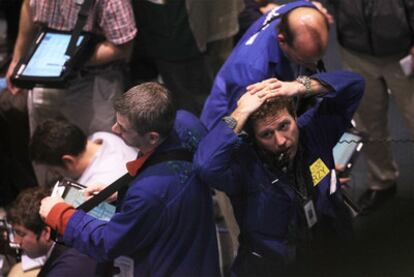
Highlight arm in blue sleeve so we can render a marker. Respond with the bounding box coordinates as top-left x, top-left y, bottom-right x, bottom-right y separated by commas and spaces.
311, 70, 365, 123
194, 121, 245, 195
63, 186, 163, 262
